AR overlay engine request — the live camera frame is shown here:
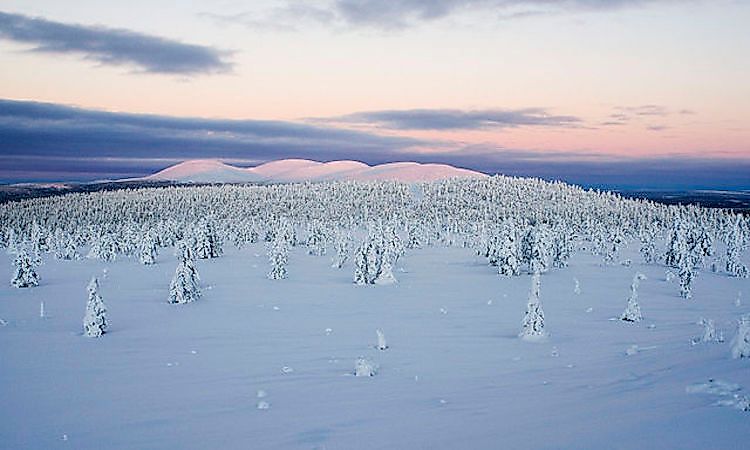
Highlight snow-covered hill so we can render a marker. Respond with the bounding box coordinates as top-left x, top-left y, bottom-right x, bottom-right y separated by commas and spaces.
143, 159, 487, 183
